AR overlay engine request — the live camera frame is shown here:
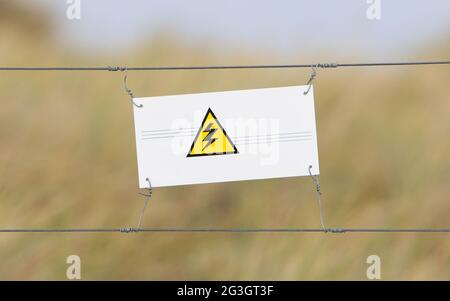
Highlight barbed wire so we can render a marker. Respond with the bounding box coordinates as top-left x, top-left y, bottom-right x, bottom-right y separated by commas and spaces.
0, 60, 449, 71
